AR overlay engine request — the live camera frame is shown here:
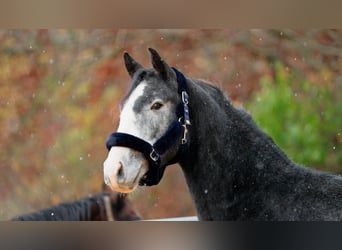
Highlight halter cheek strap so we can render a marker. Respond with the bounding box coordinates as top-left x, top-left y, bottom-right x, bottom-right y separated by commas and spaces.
105, 67, 190, 186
